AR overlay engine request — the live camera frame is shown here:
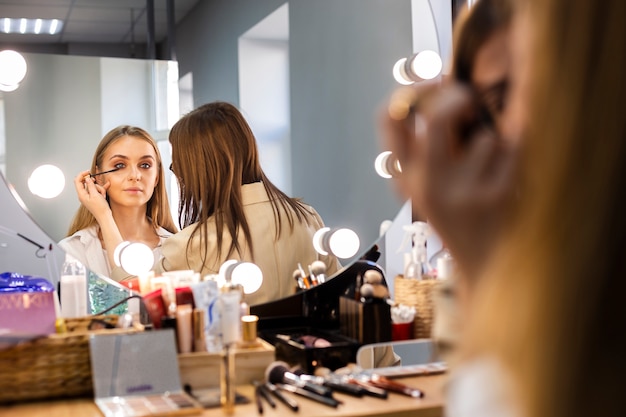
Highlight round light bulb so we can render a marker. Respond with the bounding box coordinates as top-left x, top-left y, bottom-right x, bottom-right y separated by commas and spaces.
218, 259, 238, 286
28, 164, 65, 198
374, 151, 402, 179
230, 262, 263, 294
374, 151, 393, 179
0, 83, 19, 92
411, 50, 443, 80
328, 228, 360, 259
115, 242, 154, 276
313, 227, 331, 256
0, 50, 27, 88
392, 57, 413, 85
